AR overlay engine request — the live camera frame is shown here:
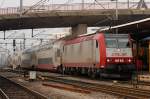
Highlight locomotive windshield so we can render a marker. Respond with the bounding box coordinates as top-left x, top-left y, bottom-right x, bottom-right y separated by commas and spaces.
118, 39, 129, 48
106, 38, 117, 48
106, 38, 129, 48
